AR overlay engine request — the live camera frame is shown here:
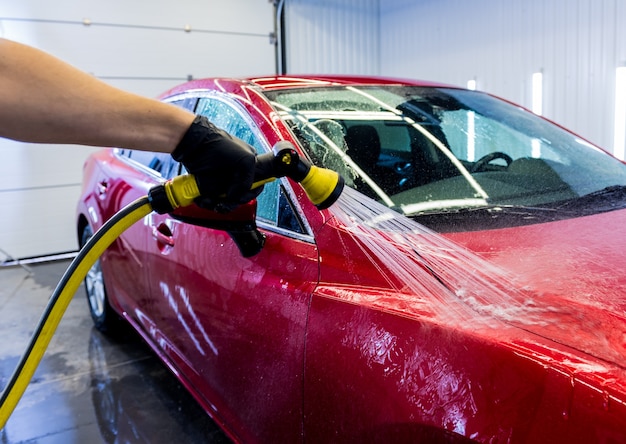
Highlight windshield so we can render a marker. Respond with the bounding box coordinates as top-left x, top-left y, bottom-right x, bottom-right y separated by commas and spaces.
264, 85, 626, 231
